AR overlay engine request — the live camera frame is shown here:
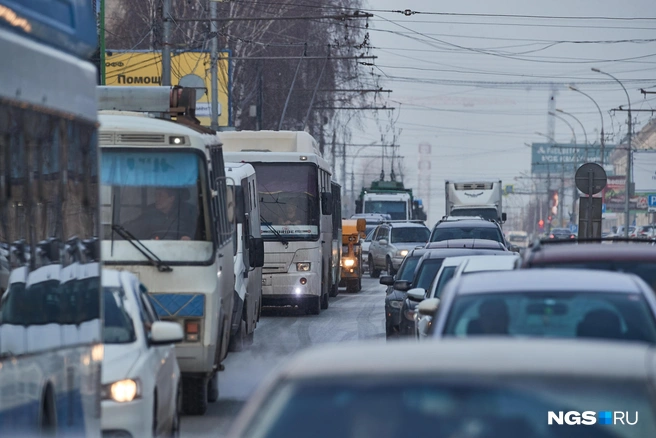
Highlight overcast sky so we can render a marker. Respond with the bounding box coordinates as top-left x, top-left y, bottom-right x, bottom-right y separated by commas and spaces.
351, 0, 656, 224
